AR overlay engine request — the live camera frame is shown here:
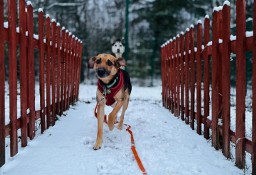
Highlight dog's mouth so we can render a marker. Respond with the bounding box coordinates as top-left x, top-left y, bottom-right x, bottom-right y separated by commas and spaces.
96, 68, 110, 78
